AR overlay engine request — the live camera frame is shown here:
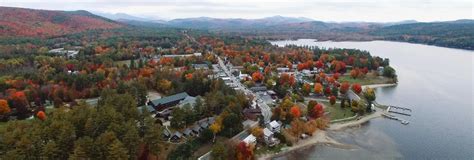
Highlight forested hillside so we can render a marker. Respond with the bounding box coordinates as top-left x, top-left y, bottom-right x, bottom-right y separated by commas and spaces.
370, 20, 474, 50
0, 7, 123, 37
